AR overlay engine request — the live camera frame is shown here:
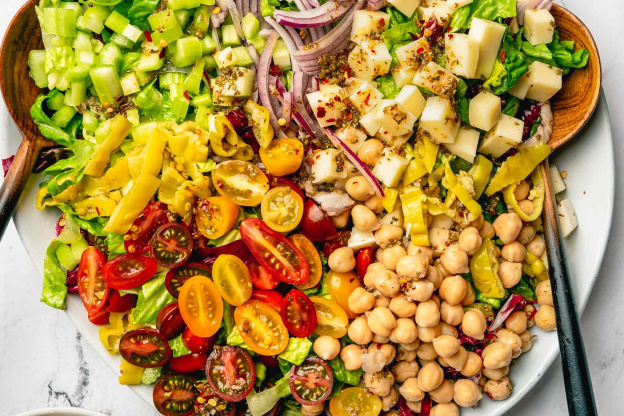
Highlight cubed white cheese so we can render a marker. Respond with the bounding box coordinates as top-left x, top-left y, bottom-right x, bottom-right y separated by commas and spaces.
219, 67, 256, 97
344, 77, 375, 96
419, 96, 460, 143
469, 90, 501, 131
418, 0, 453, 26
469, 18, 506, 78
395, 85, 426, 119
447, 0, 473, 11
215, 47, 238, 68
349, 81, 383, 113
443, 127, 480, 163
396, 38, 430, 66
525, 61, 563, 102
380, 208, 404, 227
508, 70, 532, 99
370, 99, 417, 136
478, 114, 524, 158
348, 46, 374, 82
388, 0, 421, 18
350, 10, 390, 45
359, 108, 382, 135
306, 89, 345, 127
558, 198, 578, 237
392, 66, 418, 88
336, 126, 367, 153
445, 33, 479, 78
361, 41, 392, 78
375, 128, 394, 145
376, 129, 411, 147
549, 164, 567, 194
348, 227, 376, 250
524, 9, 555, 46
428, 227, 459, 256
319, 83, 343, 95
310, 148, 348, 184
372, 148, 410, 187
412, 61, 458, 96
